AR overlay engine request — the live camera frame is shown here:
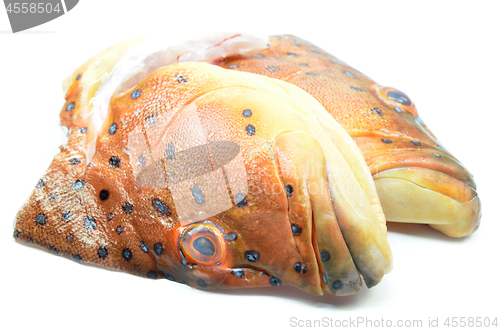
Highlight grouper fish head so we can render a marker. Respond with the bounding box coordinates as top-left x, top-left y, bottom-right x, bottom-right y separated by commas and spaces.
216, 34, 481, 238
14, 34, 394, 296
353, 83, 480, 238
